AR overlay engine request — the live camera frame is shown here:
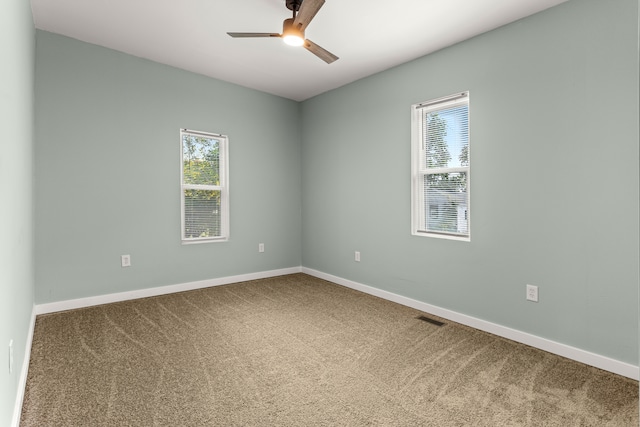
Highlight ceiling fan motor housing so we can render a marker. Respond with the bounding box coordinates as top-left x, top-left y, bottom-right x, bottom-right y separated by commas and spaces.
283, 18, 304, 39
